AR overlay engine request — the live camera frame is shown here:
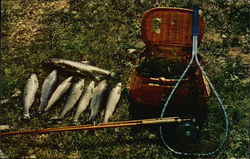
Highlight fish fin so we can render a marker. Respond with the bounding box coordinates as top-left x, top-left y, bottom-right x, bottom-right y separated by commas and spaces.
80, 61, 89, 64
94, 76, 102, 81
